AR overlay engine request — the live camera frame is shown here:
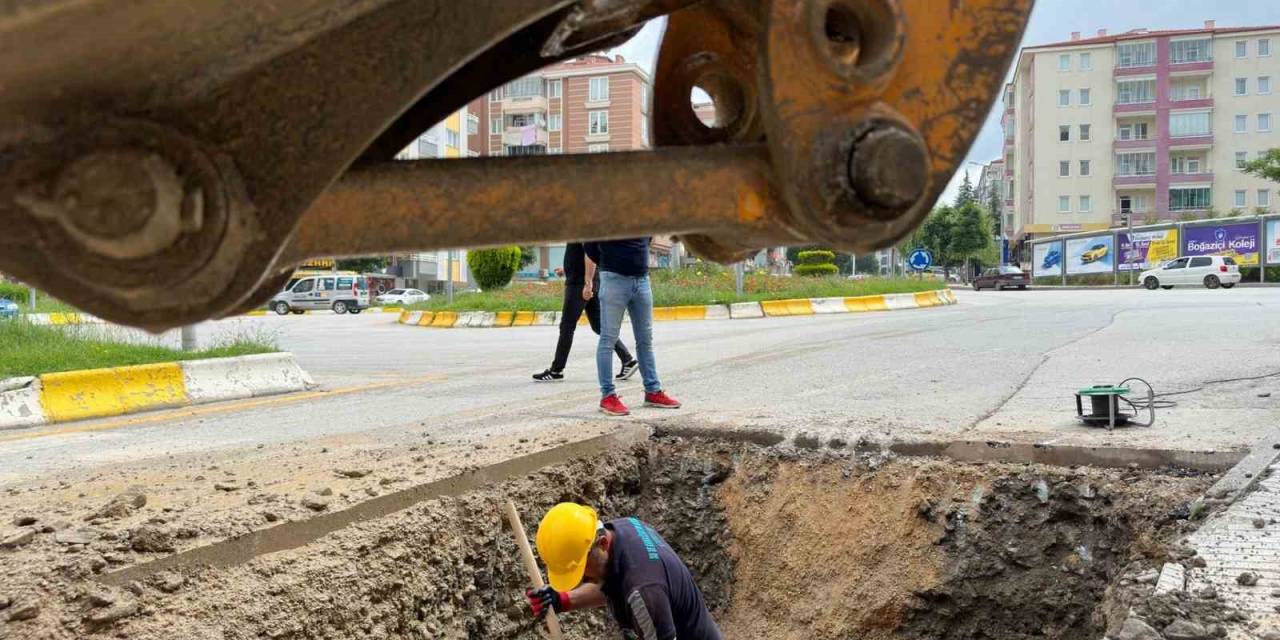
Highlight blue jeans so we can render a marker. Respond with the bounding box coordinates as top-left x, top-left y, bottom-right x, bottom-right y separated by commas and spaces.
597, 272, 660, 398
